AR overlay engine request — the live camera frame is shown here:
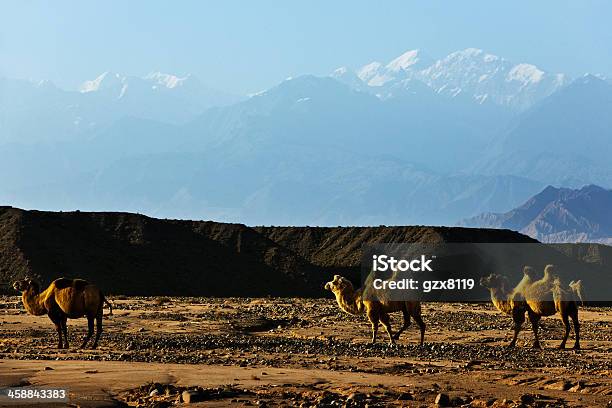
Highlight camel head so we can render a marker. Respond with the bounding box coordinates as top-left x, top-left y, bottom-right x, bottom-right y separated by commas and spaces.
324, 275, 355, 295
480, 273, 508, 290
543, 264, 556, 278
12, 277, 38, 293
522, 266, 538, 280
